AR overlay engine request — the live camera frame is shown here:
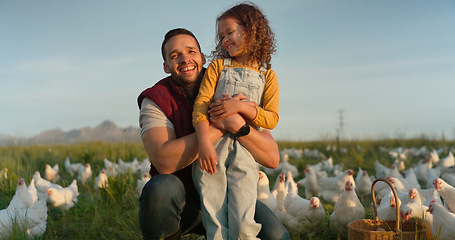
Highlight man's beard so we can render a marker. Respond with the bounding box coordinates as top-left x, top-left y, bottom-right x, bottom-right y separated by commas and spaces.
172, 70, 203, 87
